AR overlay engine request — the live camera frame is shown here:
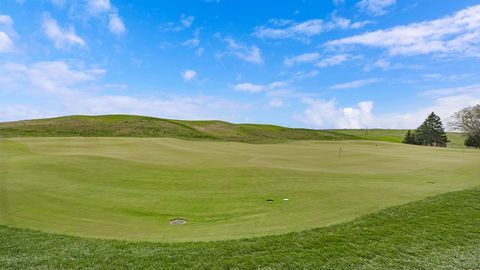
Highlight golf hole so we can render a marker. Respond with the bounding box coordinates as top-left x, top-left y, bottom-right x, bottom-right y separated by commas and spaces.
267, 199, 274, 203
169, 219, 187, 225
427, 181, 436, 184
